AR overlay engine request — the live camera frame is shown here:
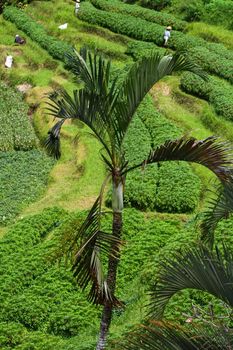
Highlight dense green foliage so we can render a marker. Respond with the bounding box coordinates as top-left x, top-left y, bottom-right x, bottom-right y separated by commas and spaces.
0, 150, 53, 225
0, 207, 194, 348
181, 73, 233, 121
78, 2, 233, 84
126, 40, 165, 60
171, 0, 233, 29
90, 0, 186, 31
118, 96, 200, 212
3, 6, 73, 62
0, 82, 37, 151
